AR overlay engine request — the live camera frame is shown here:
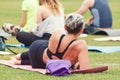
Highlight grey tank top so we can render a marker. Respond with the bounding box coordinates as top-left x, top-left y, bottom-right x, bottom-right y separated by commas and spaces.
90, 0, 112, 28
